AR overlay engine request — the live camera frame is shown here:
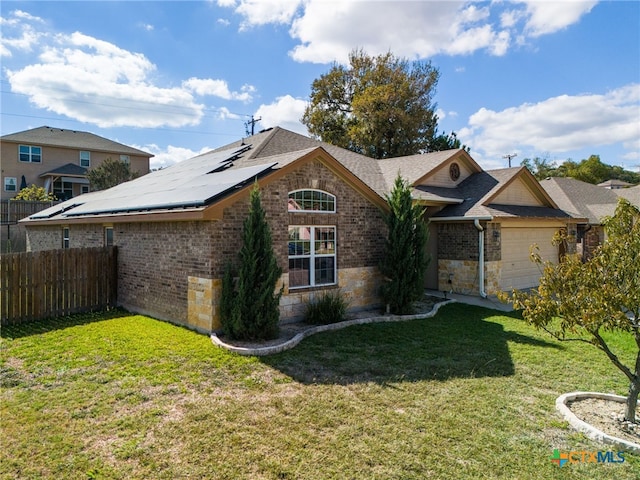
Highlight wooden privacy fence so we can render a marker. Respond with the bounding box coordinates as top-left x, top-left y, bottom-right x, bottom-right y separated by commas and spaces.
1, 247, 118, 325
